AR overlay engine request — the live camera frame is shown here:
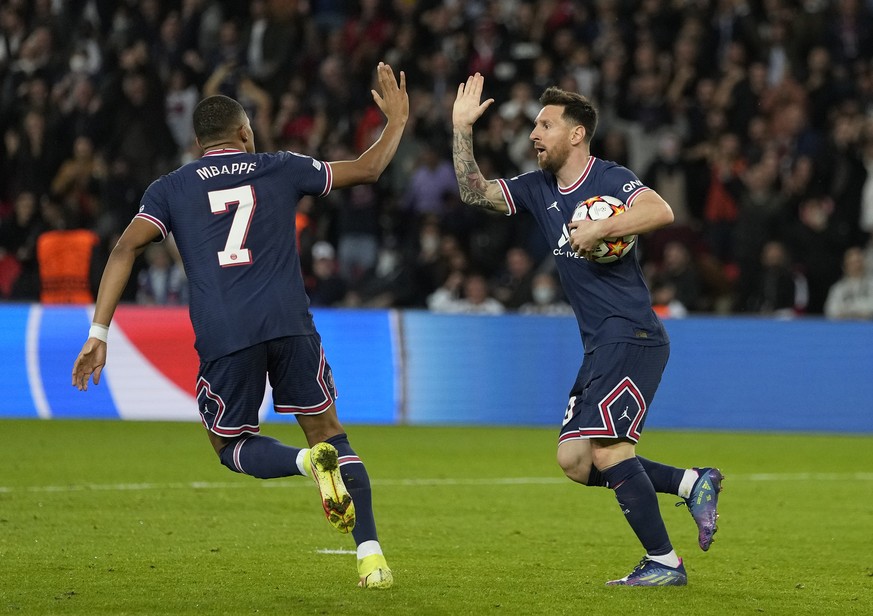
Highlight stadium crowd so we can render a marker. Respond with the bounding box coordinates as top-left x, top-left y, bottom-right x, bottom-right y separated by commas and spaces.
1, 0, 873, 318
